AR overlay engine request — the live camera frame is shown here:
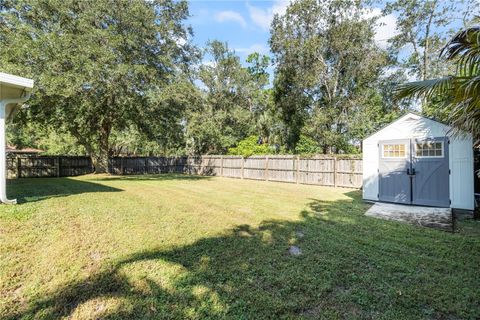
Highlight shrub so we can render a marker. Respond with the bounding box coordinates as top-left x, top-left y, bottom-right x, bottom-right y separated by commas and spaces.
228, 136, 272, 157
